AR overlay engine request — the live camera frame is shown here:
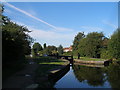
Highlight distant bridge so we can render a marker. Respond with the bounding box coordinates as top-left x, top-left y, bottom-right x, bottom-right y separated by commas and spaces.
48, 55, 73, 64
